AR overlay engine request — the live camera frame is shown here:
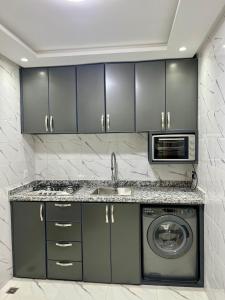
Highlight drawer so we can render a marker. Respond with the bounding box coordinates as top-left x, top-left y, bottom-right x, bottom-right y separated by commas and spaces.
46, 202, 81, 222
47, 222, 81, 241
48, 260, 82, 281
47, 241, 82, 261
